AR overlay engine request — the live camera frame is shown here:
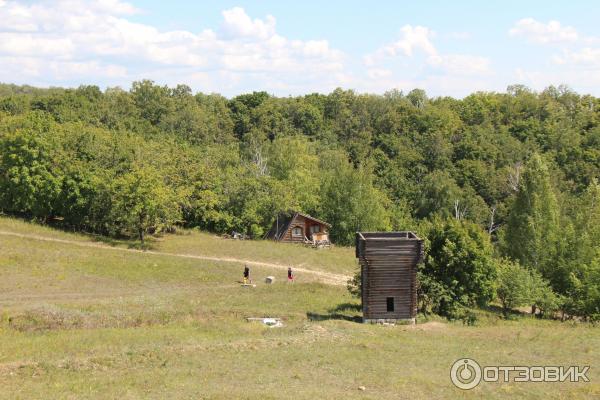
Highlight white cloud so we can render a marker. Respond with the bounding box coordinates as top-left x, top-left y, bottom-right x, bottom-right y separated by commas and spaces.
364, 25, 436, 66
51, 60, 128, 79
89, 0, 139, 15
362, 24, 492, 95
9, 2, 596, 97
554, 48, 600, 66
0, 1, 345, 94
428, 54, 491, 76
349, 72, 499, 98
513, 66, 600, 94
220, 6, 276, 40
364, 25, 490, 75
367, 68, 392, 79
509, 17, 600, 94
509, 18, 578, 44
